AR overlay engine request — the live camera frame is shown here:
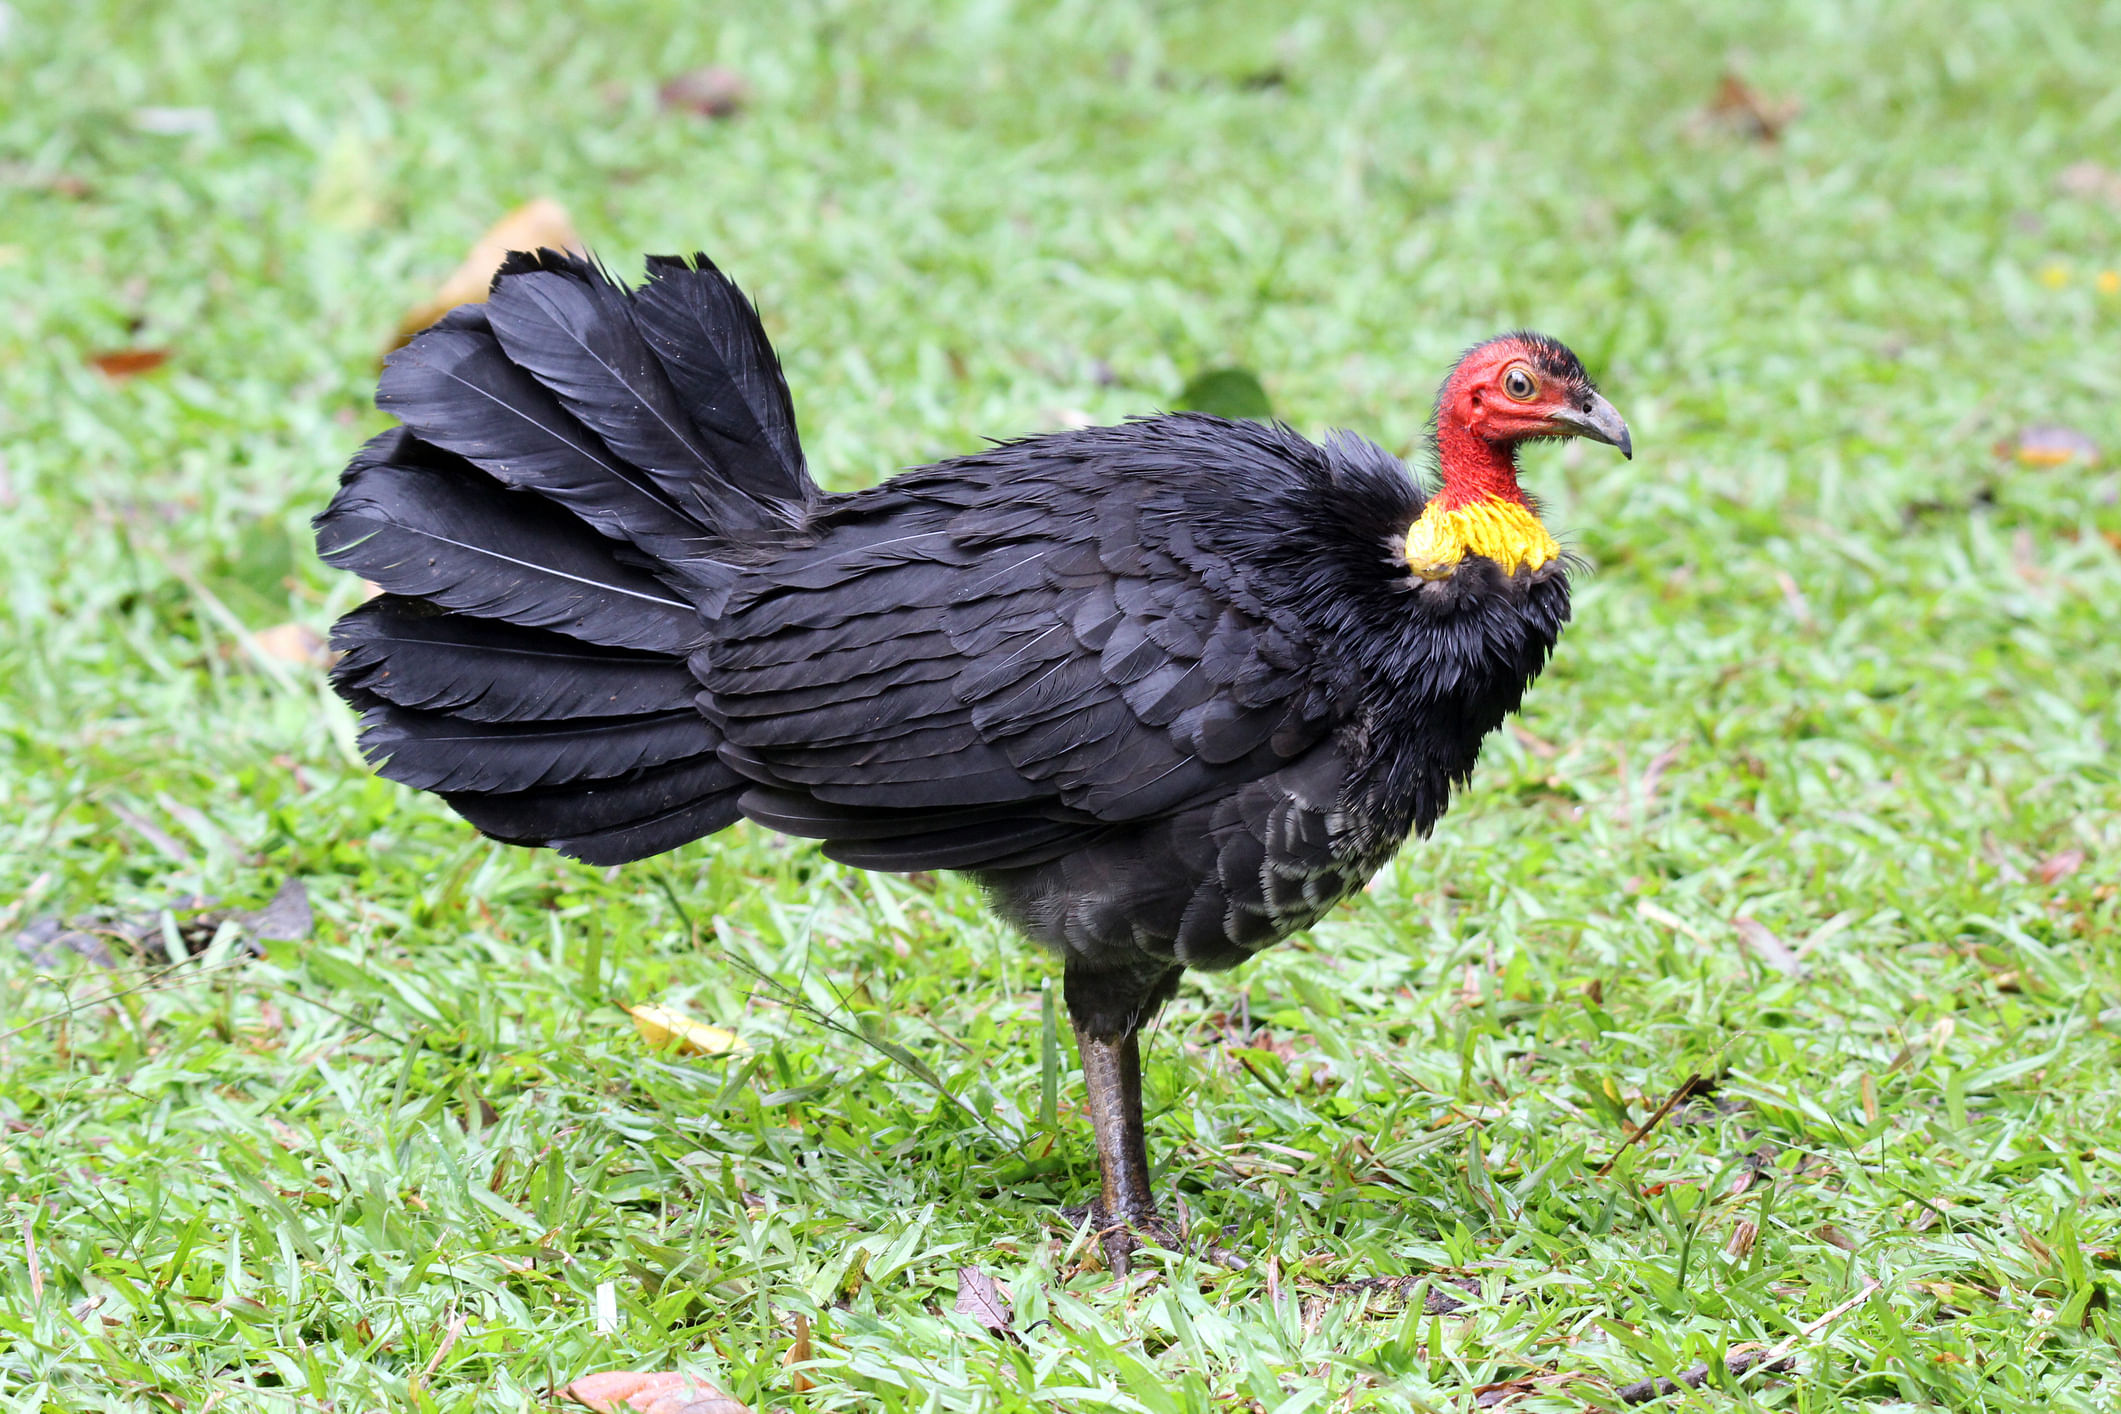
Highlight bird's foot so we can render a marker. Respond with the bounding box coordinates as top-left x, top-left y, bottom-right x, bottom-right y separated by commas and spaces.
1063, 1200, 1248, 1275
